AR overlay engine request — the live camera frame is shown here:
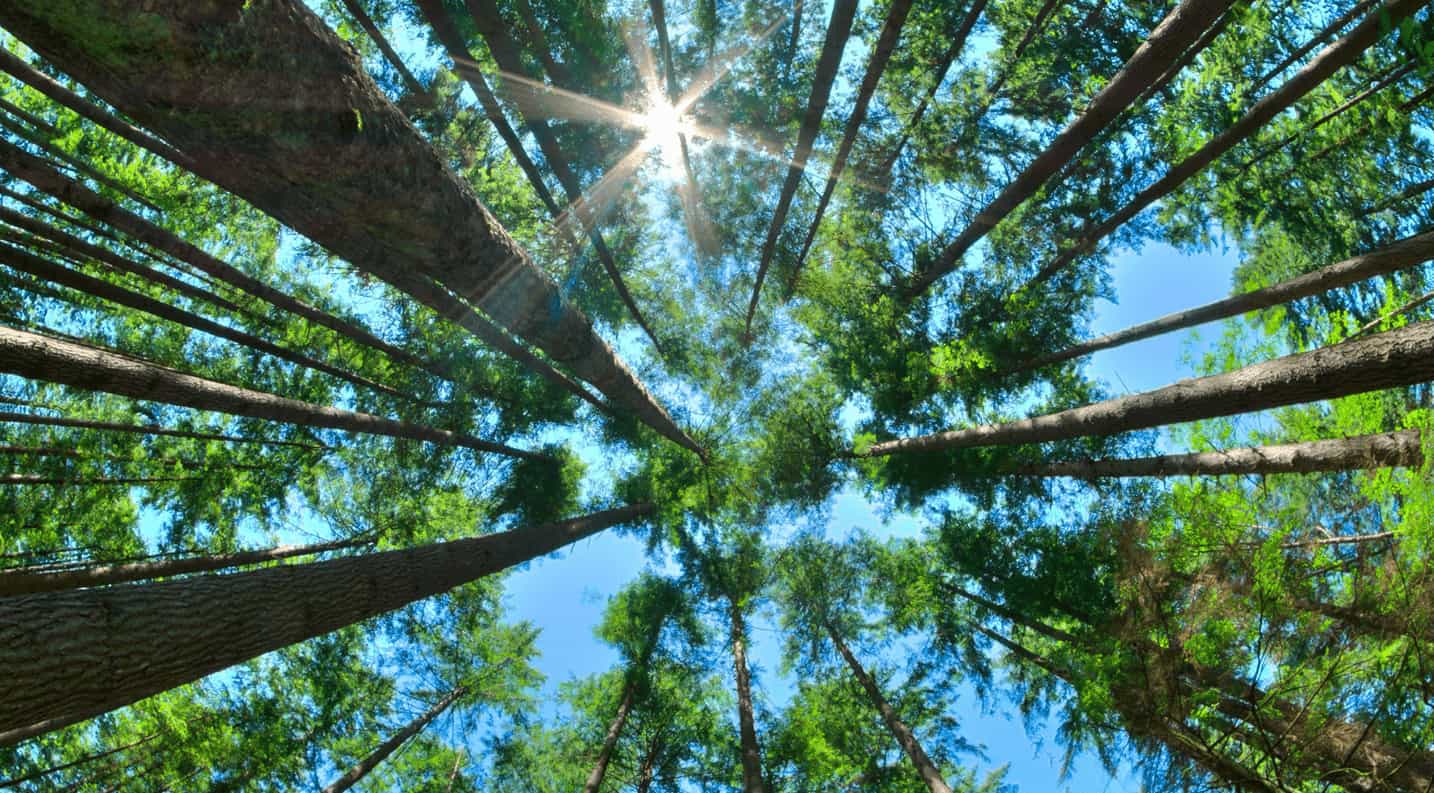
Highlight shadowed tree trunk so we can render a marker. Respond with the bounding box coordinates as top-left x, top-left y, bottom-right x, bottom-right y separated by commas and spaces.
1018, 230, 1434, 369
906, 0, 1236, 298
1010, 429, 1425, 478
786, 0, 913, 296
0, 0, 701, 455
825, 622, 953, 793
336, 0, 428, 99
729, 597, 767, 793
0, 535, 372, 596
0, 503, 652, 745
863, 320, 1434, 455
1029, 0, 1426, 287
0, 409, 329, 450
0, 325, 547, 461
321, 684, 466, 793
582, 678, 638, 793
744, 0, 859, 338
